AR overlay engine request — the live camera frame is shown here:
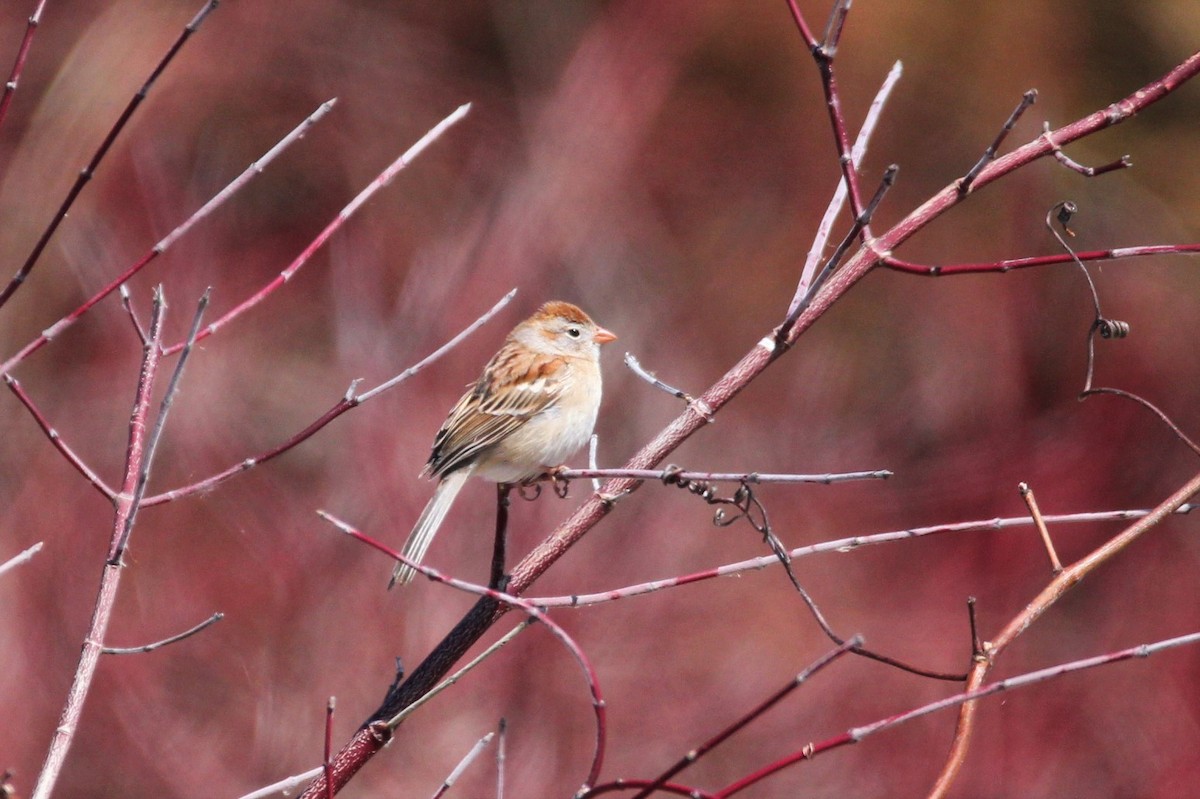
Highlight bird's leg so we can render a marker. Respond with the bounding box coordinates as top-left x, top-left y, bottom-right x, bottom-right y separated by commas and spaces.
490, 483, 512, 592
546, 465, 571, 498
